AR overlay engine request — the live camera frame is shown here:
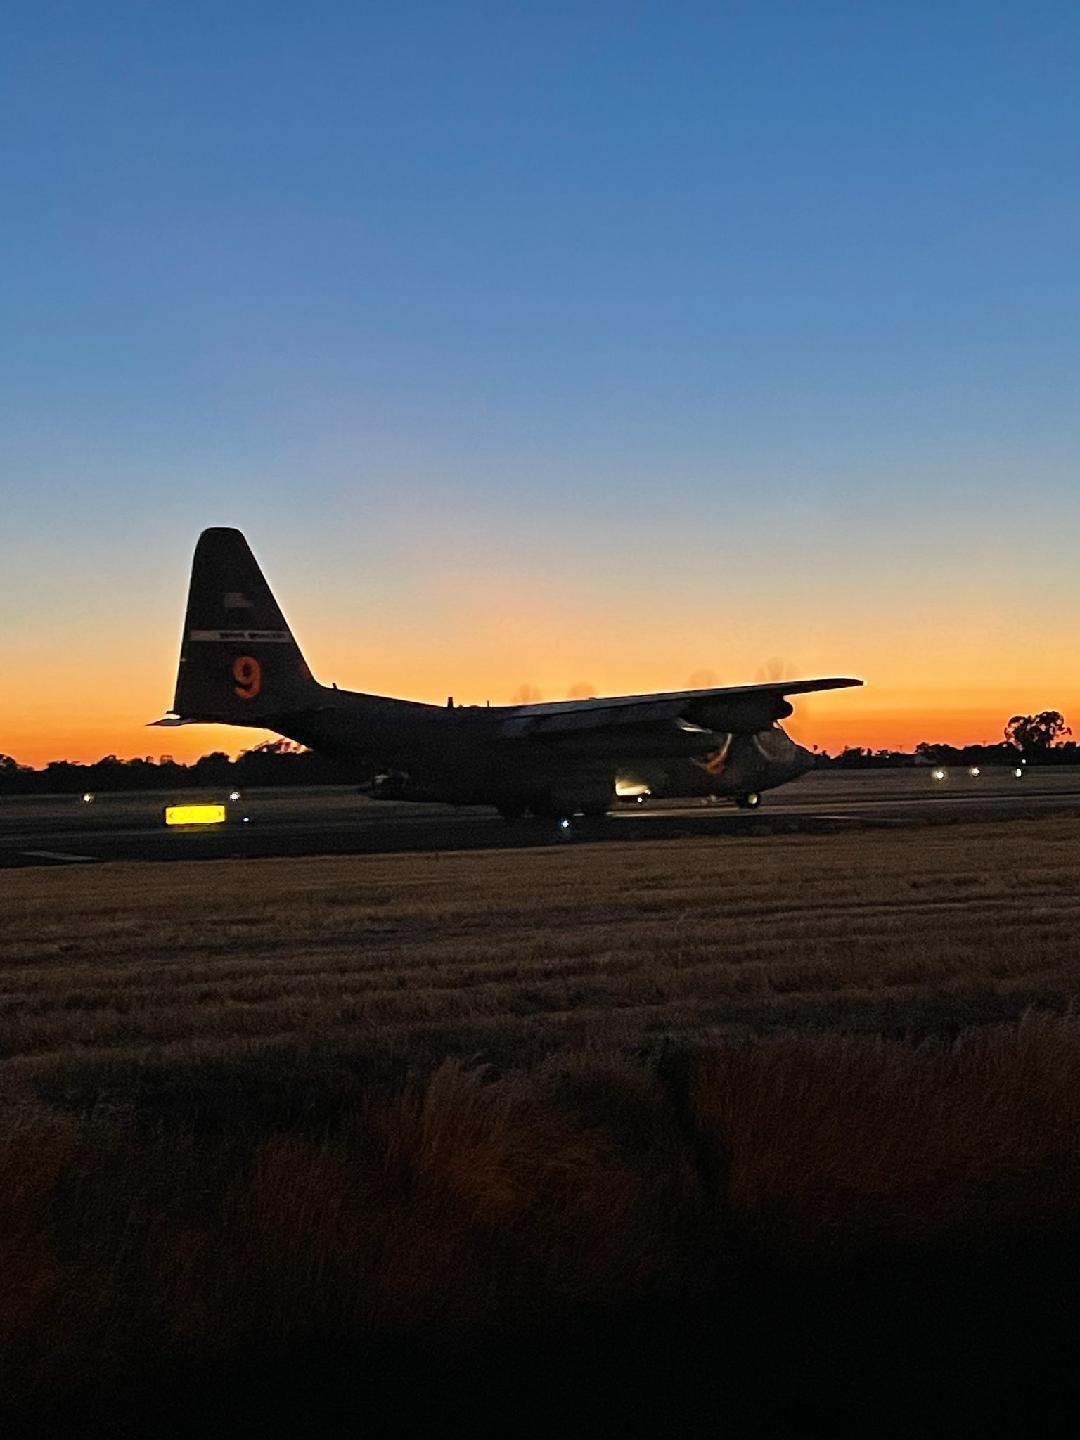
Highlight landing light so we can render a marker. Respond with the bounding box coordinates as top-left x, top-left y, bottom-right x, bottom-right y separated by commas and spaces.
615, 778, 650, 798
164, 803, 227, 828
1014, 768, 1024, 779
229, 790, 241, 801
932, 769, 947, 781
81, 792, 95, 804
969, 767, 980, 777
558, 817, 572, 831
